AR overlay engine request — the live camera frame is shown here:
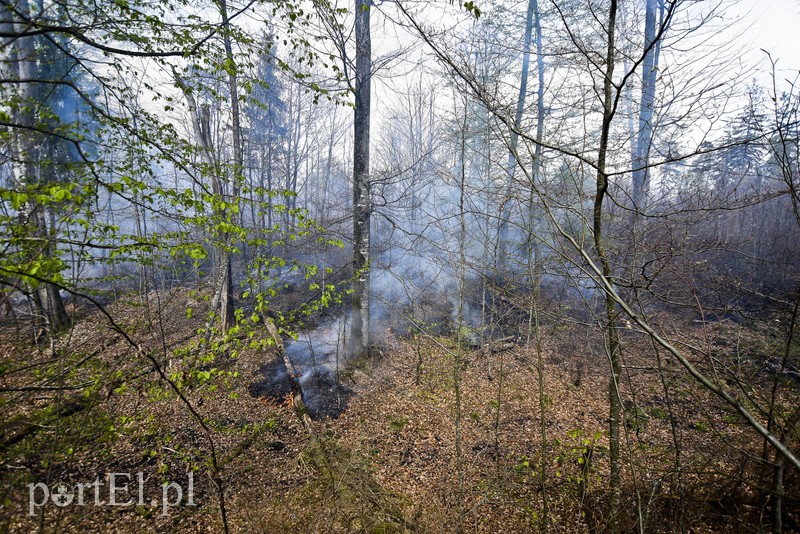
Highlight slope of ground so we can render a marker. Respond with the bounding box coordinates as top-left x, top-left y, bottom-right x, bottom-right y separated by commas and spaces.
0, 294, 798, 532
